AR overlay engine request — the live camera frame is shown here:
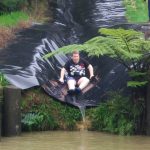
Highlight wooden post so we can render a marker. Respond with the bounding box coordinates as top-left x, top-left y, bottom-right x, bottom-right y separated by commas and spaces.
0, 86, 3, 140
2, 85, 21, 137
